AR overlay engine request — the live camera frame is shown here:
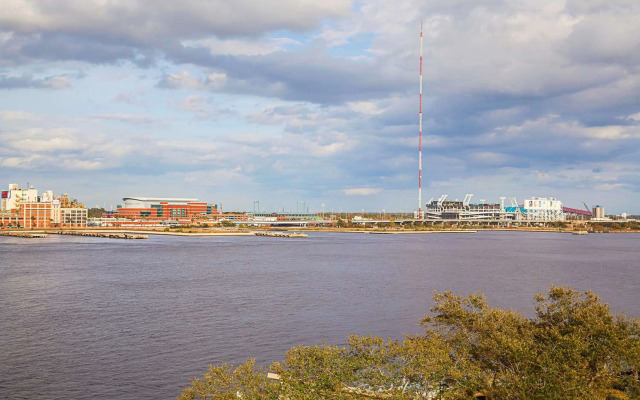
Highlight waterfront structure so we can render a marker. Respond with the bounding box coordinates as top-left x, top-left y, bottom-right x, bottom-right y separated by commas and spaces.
424, 195, 503, 220
246, 212, 331, 227
0, 183, 87, 228
122, 197, 199, 208
424, 194, 567, 221
220, 213, 250, 222
593, 205, 606, 219
522, 197, 565, 221
116, 197, 217, 220
60, 208, 88, 228
251, 212, 323, 222
19, 201, 60, 229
